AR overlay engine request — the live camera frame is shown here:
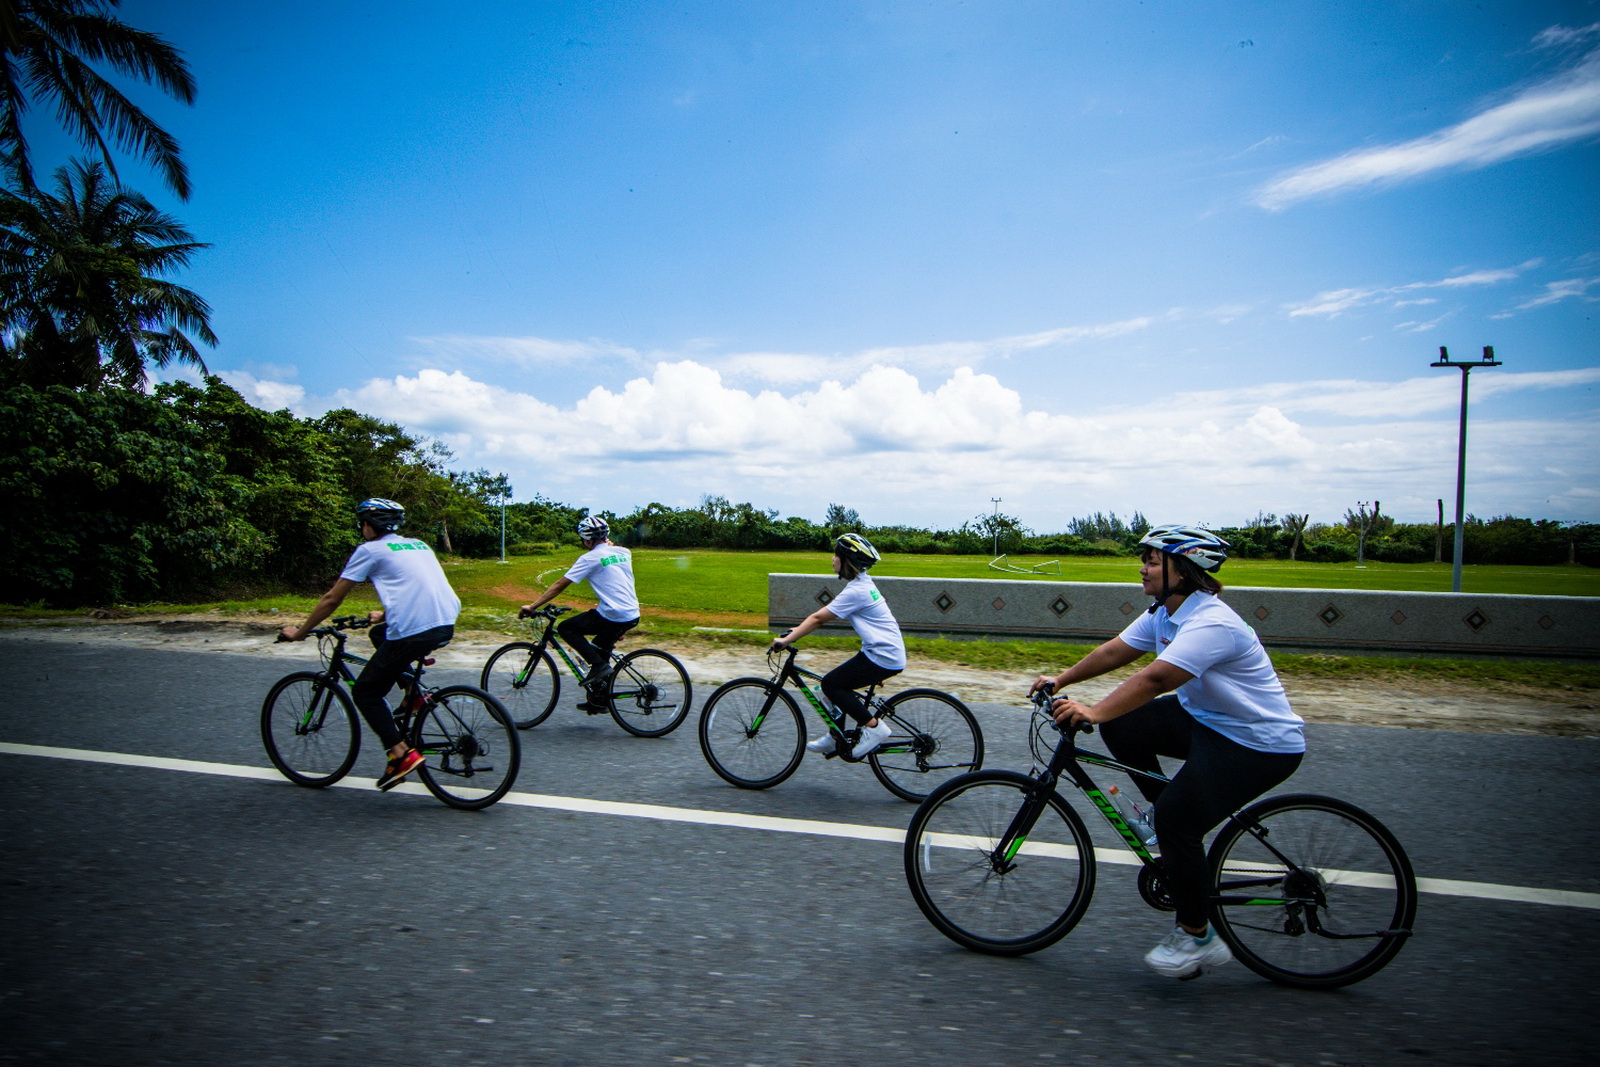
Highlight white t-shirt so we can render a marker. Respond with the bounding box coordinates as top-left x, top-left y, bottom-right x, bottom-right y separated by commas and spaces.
339, 534, 461, 640
829, 574, 907, 671
565, 542, 639, 623
1118, 591, 1305, 754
